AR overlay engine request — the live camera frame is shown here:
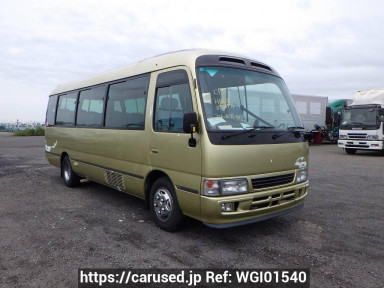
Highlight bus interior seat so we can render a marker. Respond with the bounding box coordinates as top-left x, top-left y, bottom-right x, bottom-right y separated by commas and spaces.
125, 113, 144, 127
